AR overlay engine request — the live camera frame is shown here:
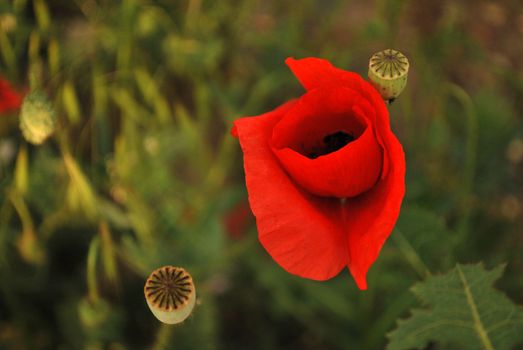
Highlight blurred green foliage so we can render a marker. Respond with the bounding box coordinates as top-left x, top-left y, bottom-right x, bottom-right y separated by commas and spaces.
0, 0, 522, 349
